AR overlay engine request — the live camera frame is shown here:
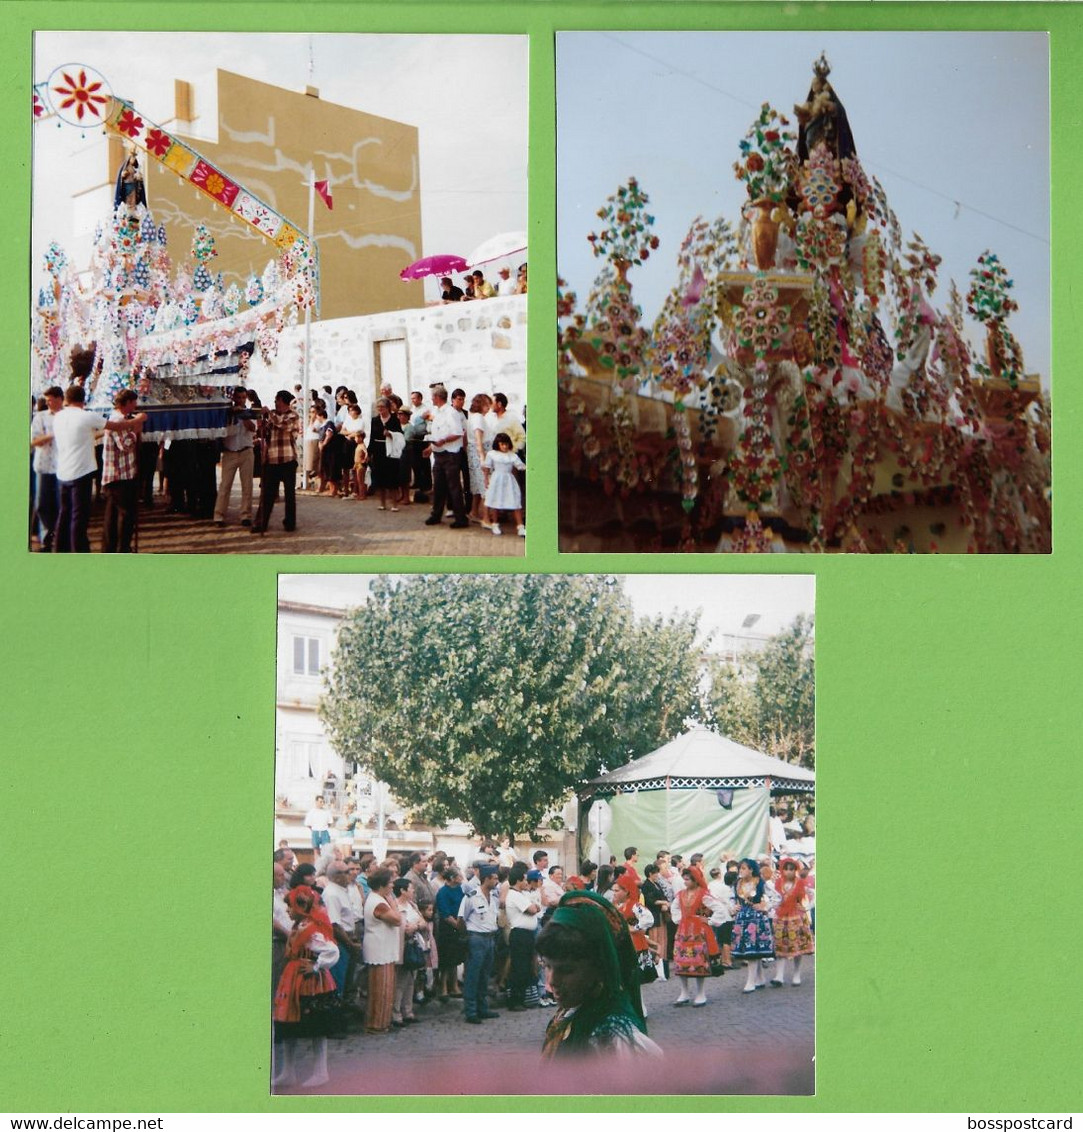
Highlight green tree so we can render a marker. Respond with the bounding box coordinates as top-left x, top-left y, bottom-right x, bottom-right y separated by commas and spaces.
703, 614, 815, 769
320, 574, 704, 838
